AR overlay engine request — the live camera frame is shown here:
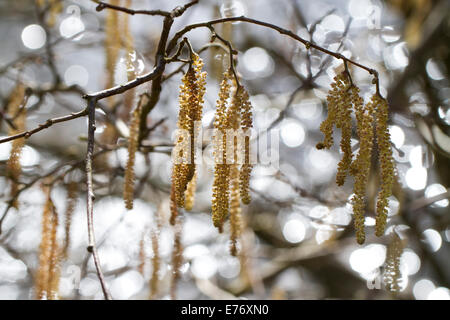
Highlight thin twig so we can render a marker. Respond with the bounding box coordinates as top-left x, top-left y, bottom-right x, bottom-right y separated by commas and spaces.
85, 98, 112, 300
166, 16, 381, 96
93, 0, 171, 17
0, 109, 88, 144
